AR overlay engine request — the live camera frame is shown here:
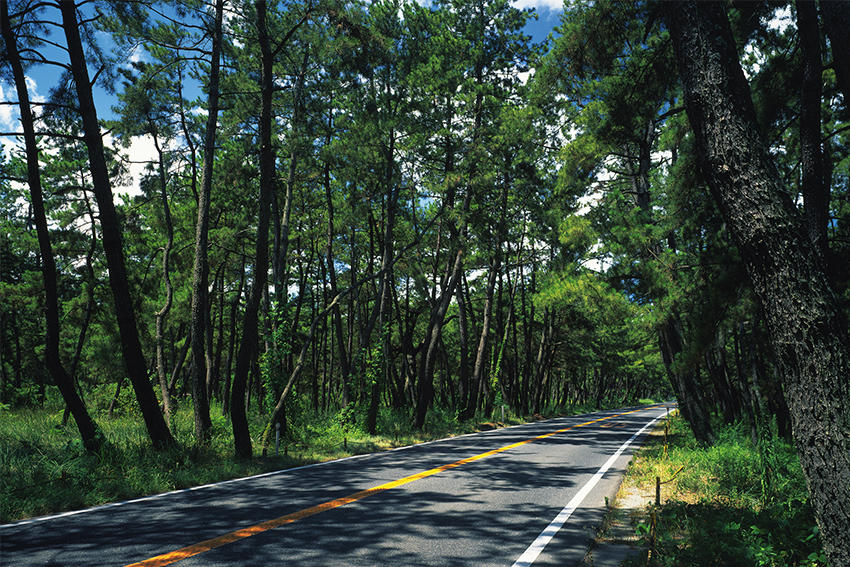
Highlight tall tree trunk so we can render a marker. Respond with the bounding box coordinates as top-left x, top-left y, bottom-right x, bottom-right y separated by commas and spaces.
324, 155, 351, 408
455, 281, 470, 417
666, 4, 850, 562
414, 243, 465, 430
206, 261, 225, 399
63, 189, 98, 425
465, 259, 498, 419
211, 271, 226, 402
151, 129, 175, 424
189, 0, 224, 445
365, 142, 399, 435
820, 1, 850, 108
796, 0, 829, 258
59, 1, 173, 448
273, 49, 310, 304
231, 0, 273, 458
658, 316, 714, 443
3, 0, 102, 452
223, 255, 246, 416
532, 309, 553, 415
